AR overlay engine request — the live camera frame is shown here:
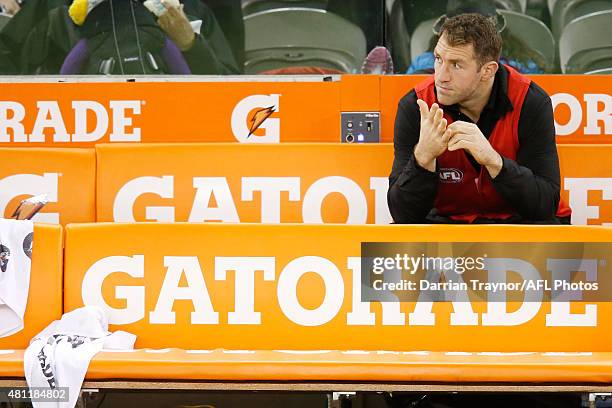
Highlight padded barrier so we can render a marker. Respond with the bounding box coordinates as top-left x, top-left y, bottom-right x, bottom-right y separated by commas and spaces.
0, 148, 96, 225
96, 143, 612, 225
64, 223, 612, 352
0, 75, 610, 146
2, 349, 612, 382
